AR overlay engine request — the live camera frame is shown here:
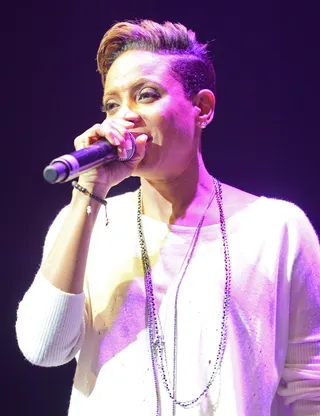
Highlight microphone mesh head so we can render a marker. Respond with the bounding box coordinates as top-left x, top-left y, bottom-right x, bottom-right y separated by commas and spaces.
116, 133, 136, 161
